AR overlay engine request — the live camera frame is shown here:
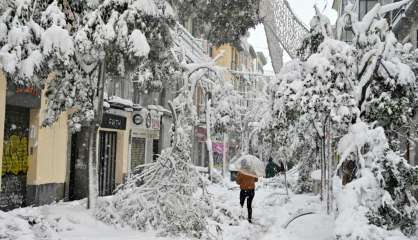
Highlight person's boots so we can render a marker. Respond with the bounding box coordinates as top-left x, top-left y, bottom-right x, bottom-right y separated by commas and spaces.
239, 206, 245, 219
248, 208, 252, 223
